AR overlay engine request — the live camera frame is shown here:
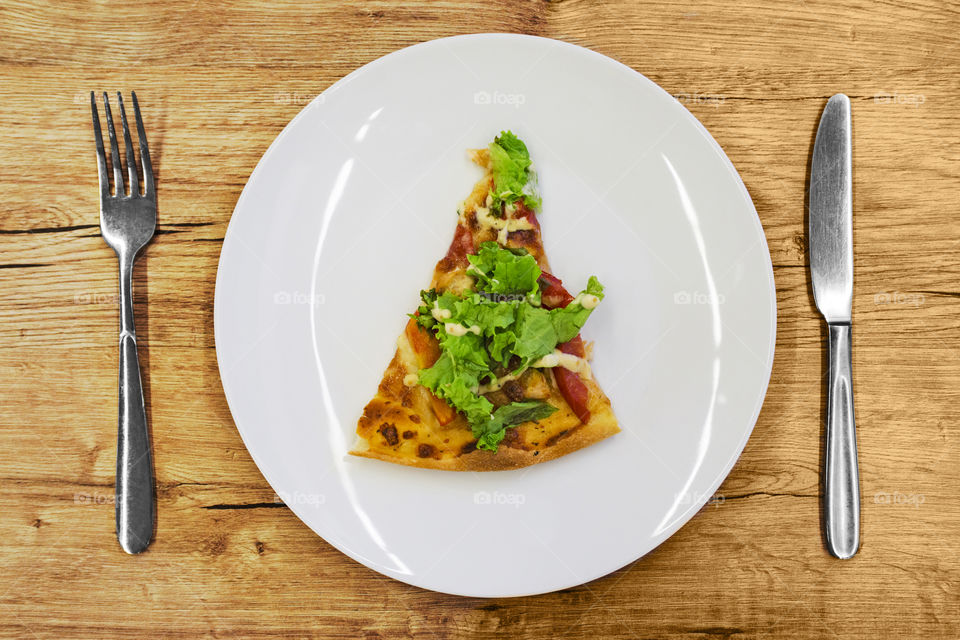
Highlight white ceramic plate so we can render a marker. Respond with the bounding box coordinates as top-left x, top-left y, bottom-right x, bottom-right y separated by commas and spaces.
215, 34, 776, 597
